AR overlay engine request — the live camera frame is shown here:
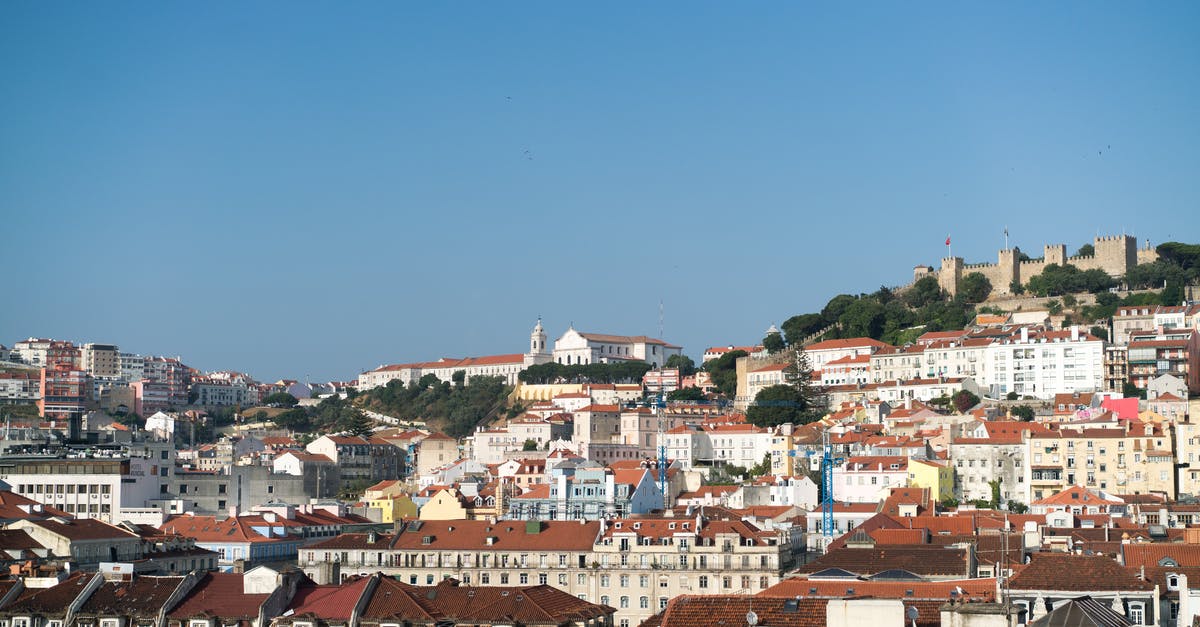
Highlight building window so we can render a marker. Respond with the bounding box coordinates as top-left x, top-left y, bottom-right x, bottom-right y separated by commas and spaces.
1129, 603, 1145, 625
620, 596, 629, 608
